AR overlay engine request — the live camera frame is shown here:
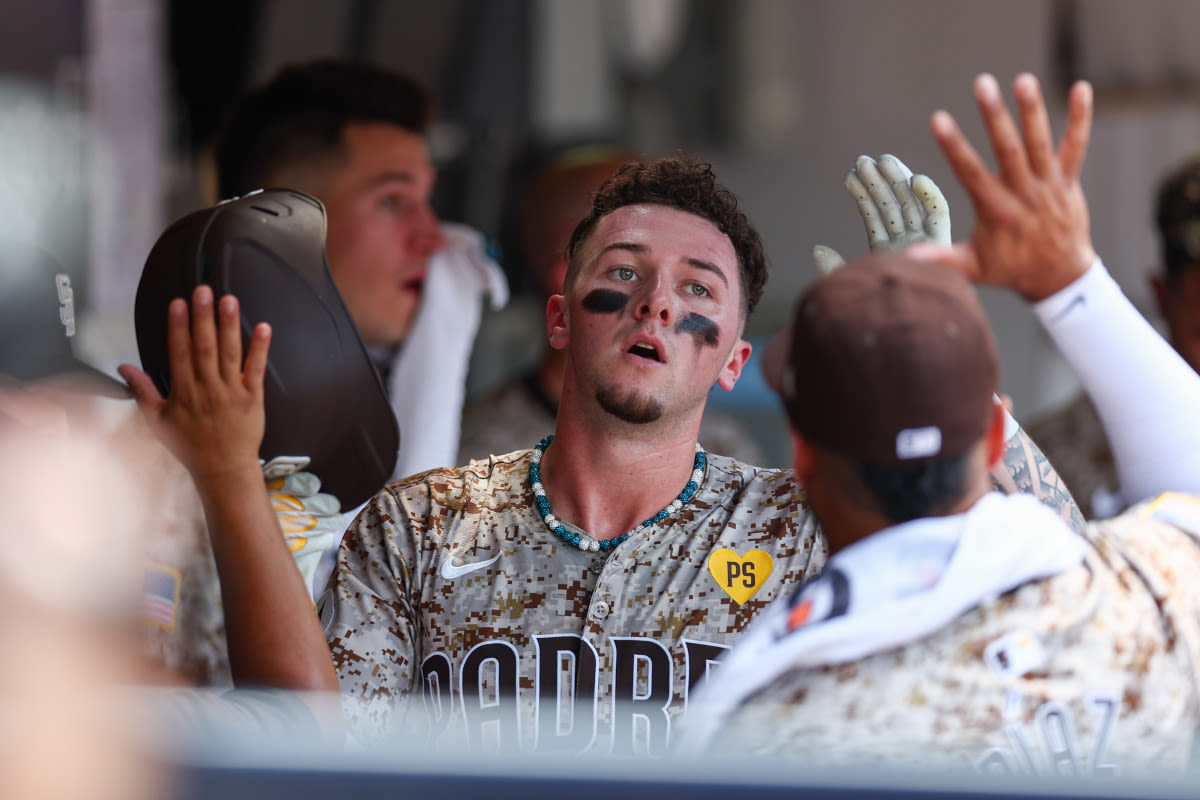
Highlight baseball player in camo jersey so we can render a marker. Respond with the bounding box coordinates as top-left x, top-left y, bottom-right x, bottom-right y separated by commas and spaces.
135, 147, 1084, 752
314, 153, 1087, 753
681, 73, 1200, 777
